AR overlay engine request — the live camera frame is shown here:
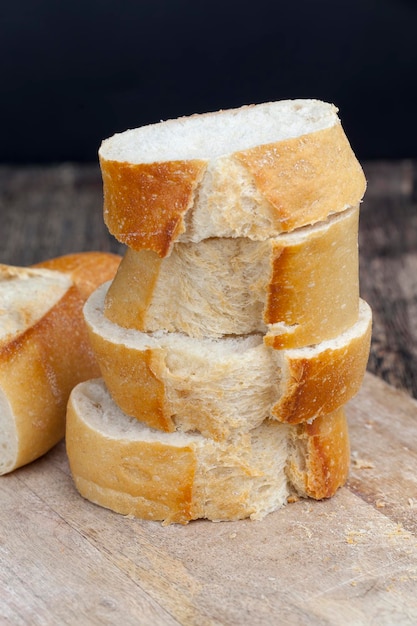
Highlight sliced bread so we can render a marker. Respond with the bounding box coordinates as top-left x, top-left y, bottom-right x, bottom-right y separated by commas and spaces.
99, 100, 366, 256
66, 378, 350, 524
103, 206, 359, 347
84, 283, 371, 438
